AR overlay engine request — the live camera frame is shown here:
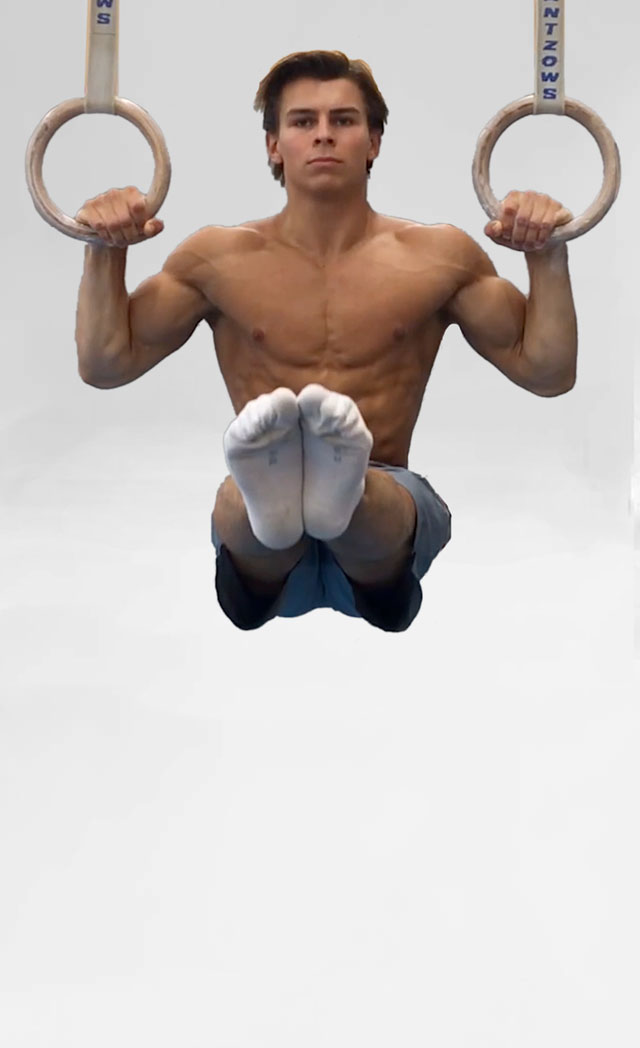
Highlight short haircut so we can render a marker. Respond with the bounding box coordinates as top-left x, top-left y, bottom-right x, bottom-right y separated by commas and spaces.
253, 50, 389, 186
